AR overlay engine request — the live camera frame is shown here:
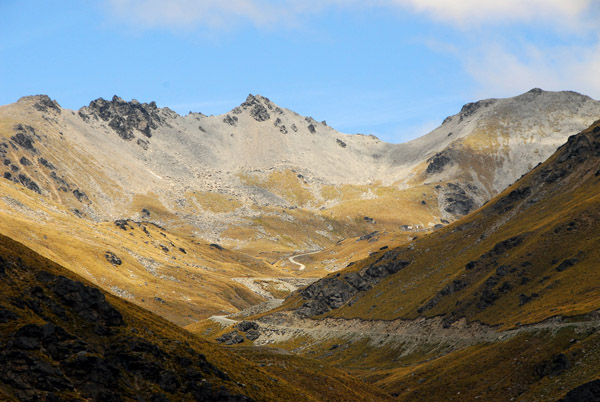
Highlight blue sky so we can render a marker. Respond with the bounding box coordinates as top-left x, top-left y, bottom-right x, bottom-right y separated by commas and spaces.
1, 1, 599, 143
